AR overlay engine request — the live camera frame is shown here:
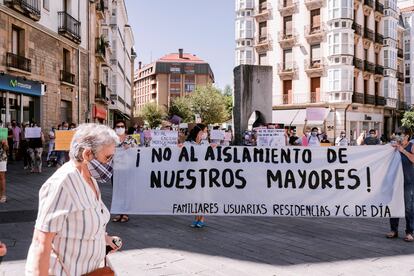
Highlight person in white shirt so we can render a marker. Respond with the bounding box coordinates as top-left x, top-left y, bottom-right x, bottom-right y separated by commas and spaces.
303, 119, 321, 147
335, 130, 349, 146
